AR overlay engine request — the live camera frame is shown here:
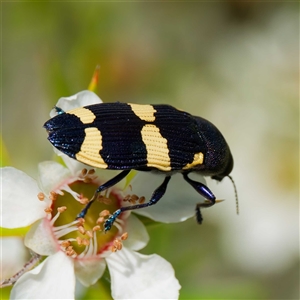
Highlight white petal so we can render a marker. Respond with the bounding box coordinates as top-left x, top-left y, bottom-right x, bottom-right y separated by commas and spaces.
50, 90, 102, 117
0, 167, 47, 228
11, 251, 75, 300
130, 172, 207, 223
106, 247, 181, 299
38, 161, 71, 194
74, 257, 106, 287
25, 219, 58, 255
123, 214, 149, 251
1, 237, 29, 280
57, 152, 93, 175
